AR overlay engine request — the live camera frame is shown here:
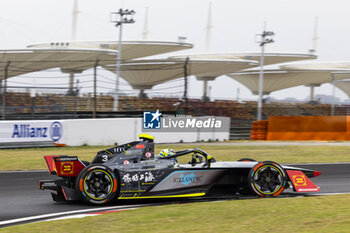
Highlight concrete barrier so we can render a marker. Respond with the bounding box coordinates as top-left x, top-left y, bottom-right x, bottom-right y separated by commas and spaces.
0, 118, 230, 146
